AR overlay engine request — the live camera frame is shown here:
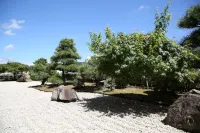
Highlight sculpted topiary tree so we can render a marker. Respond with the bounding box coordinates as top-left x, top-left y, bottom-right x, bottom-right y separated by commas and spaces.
51, 38, 80, 84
